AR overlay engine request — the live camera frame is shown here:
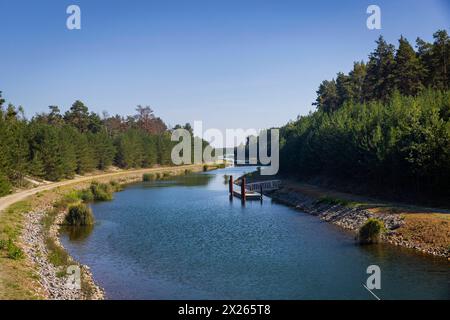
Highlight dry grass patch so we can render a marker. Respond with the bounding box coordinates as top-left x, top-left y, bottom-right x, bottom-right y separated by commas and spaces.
396, 213, 450, 252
